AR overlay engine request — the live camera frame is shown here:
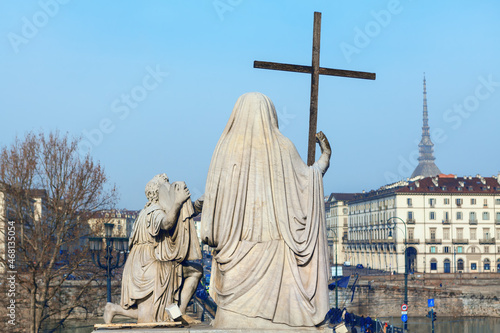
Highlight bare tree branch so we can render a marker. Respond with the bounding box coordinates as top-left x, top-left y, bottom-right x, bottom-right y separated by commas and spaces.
0, 131, 118, 332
